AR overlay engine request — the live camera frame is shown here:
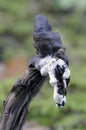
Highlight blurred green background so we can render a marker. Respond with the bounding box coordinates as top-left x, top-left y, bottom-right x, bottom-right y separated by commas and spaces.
0, 0, 86, 130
